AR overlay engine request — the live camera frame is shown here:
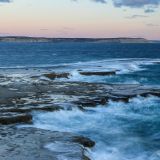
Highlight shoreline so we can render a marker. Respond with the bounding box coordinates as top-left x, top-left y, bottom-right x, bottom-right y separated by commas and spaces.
0, 72, 160, 159
0, 36, 159, 43
0, 47, 160, 159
